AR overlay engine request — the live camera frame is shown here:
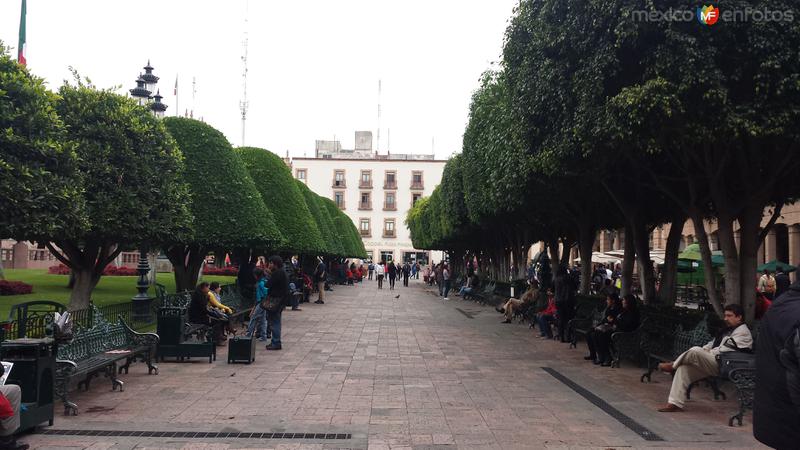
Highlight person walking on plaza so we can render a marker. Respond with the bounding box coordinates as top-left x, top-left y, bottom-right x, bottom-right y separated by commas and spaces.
414, 262, 421, 279
436, 263, 444, 296
758, 269, 777, 300
246, 269, 269, 341
368, 262, 374, 280
442, 263, 452, 300
264, 255, 288, 350
0, 371, 26, 450
657, 304, 752, 412
753, 278, 800, 449
388, 260, 397, 290
314, 258, 326, 304
402, 262, 411, 287
375, 261, 385, 289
